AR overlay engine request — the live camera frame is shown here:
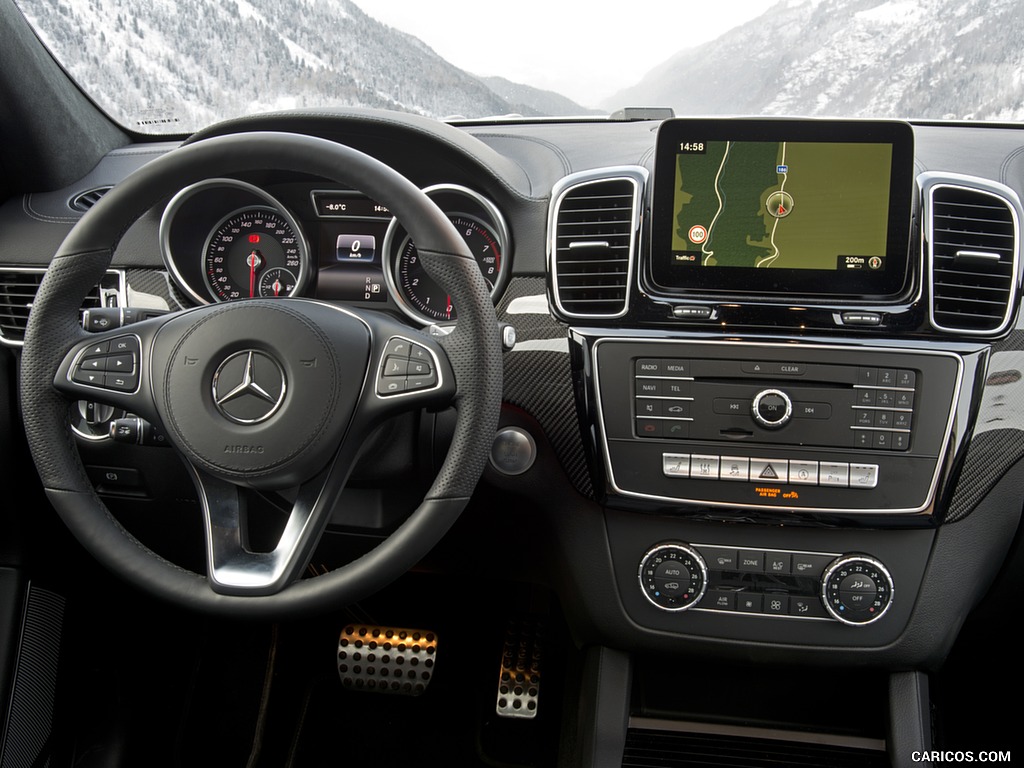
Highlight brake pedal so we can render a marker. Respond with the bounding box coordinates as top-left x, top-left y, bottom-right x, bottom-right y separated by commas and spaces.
337, 625, 437, 696
495, 619, 542, 719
